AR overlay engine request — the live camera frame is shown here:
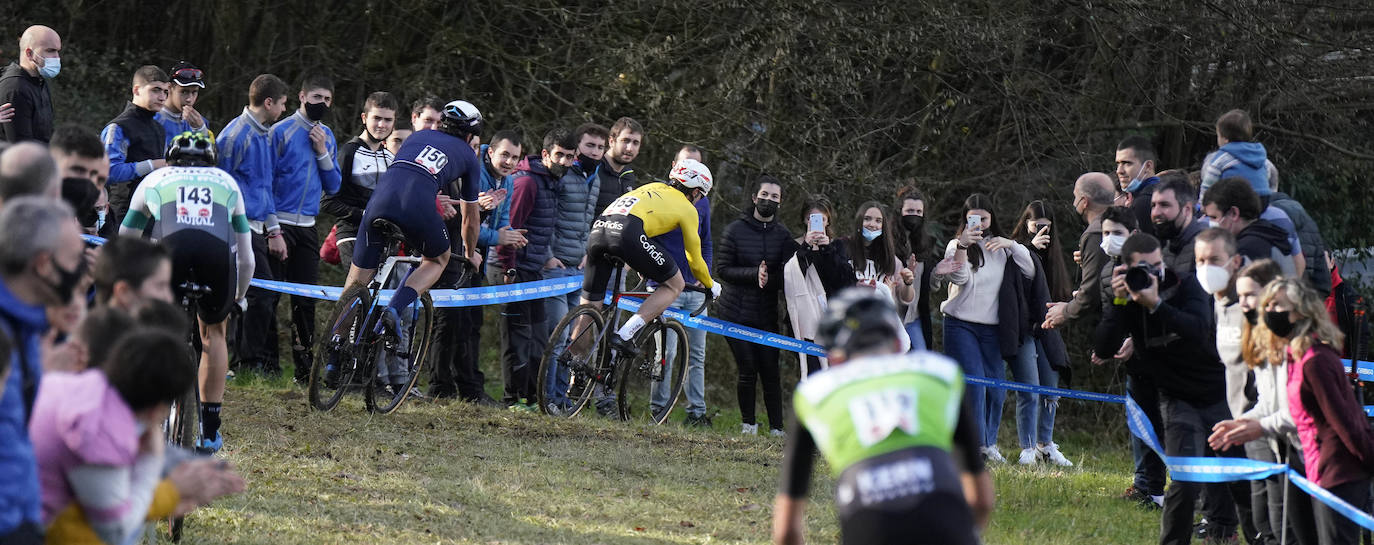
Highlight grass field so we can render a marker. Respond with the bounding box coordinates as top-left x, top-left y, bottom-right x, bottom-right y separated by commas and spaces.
160, 370, 1167, 545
